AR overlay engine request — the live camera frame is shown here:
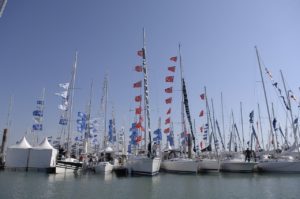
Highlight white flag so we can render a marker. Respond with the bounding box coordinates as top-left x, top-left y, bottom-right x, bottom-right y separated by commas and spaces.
55, 90, 68, 99
58, 104, 68, 111
59, 82, 70, 90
